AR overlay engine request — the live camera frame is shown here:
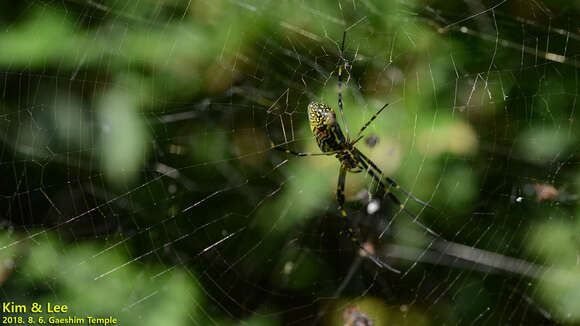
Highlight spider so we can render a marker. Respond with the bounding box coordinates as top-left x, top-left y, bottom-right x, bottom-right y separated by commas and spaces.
270, 32, 438, 272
